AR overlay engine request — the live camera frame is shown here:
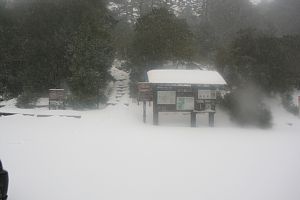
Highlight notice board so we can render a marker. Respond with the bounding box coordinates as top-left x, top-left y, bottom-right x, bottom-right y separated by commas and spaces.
176, 97, 194, 110
157, 91, 176, 104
